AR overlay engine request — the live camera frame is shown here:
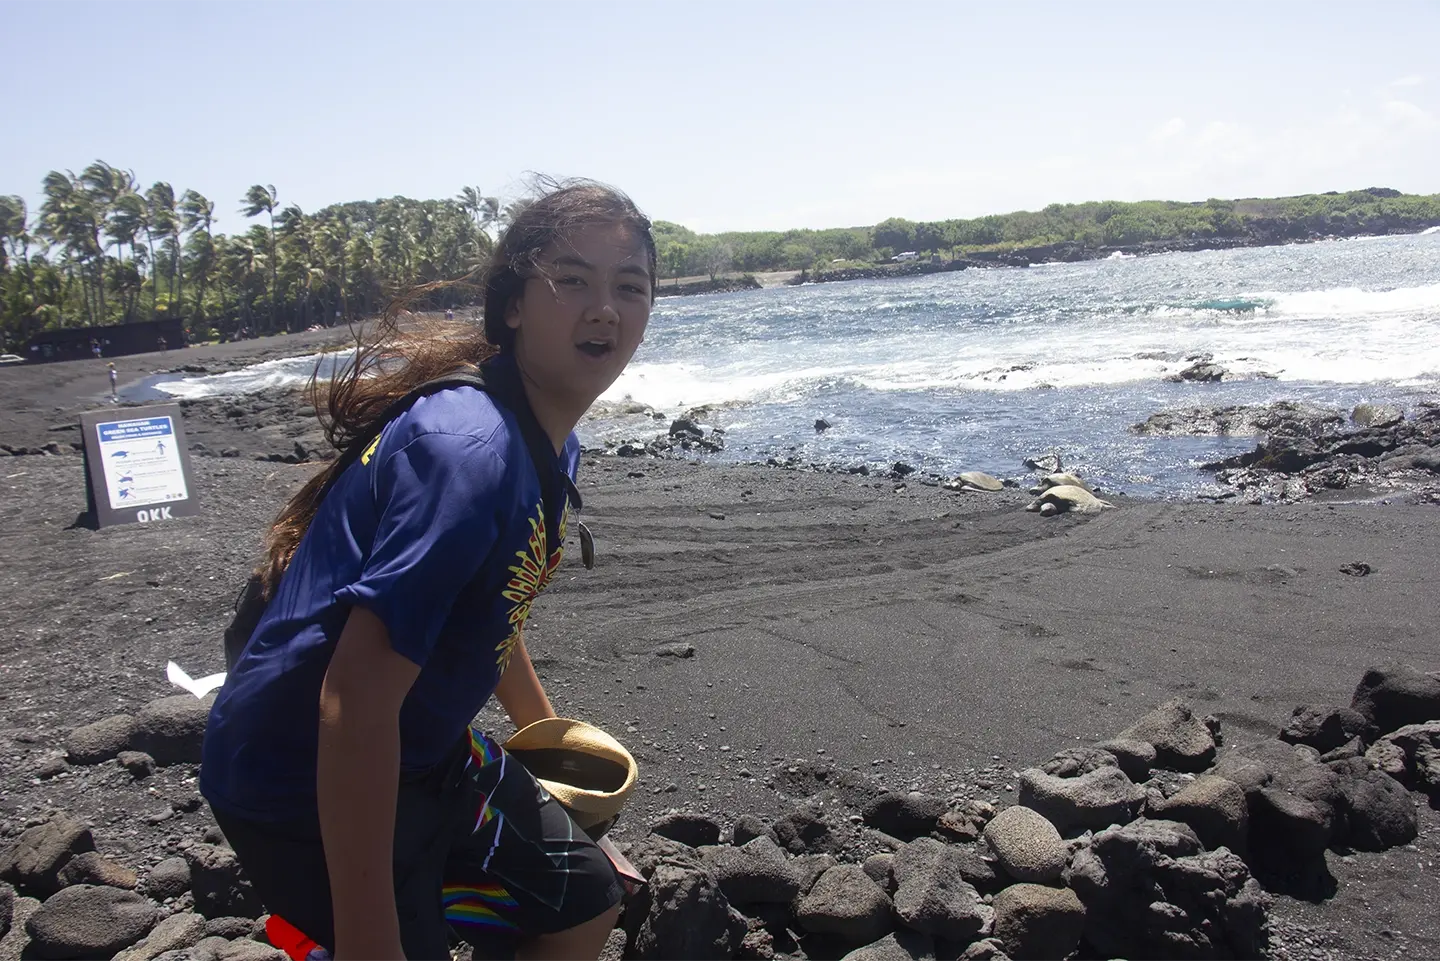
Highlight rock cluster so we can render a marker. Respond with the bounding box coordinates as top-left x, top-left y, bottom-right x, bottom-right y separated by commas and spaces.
614, 663, 1438, 960
1197, 400, 1440, 503
4, 663, 1436, 960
